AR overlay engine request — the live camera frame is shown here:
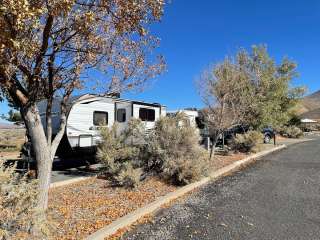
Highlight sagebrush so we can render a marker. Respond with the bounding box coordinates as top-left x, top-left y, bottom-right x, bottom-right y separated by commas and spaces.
146, 114, 209, 185
97, 119, 145, 188
280, 126, 303, 138
0, 160, 38, 239
231, 130, 263, 153
98, 115, 209, 186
